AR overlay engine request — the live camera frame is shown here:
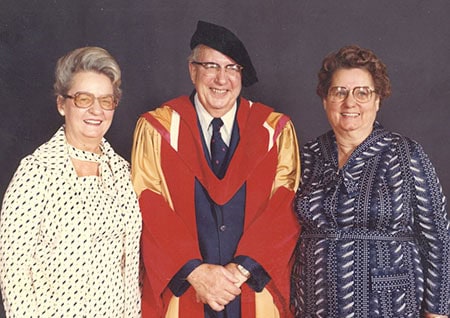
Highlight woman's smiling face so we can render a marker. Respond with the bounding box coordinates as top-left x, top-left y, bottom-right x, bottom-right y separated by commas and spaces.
323, 68, 380, 140
57, 71, 115, 150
